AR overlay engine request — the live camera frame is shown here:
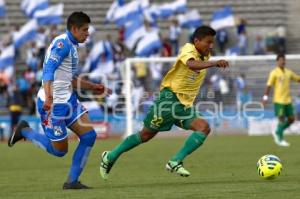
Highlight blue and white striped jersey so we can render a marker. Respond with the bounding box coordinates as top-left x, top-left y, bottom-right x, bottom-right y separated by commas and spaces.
38, 31, 79, 103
